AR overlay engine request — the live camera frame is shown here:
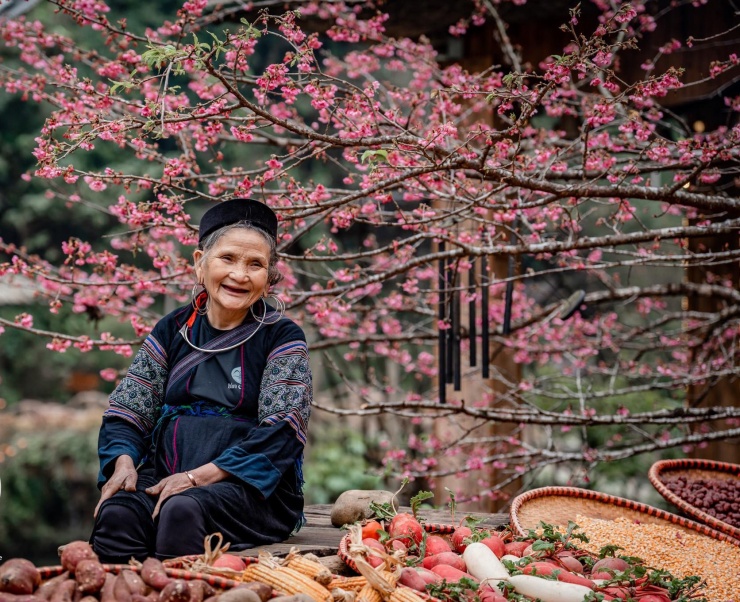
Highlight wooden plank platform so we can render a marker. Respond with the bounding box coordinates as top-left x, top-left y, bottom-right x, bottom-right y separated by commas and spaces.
240, 503, 509, 574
